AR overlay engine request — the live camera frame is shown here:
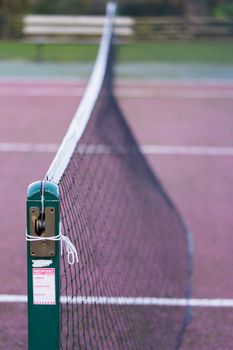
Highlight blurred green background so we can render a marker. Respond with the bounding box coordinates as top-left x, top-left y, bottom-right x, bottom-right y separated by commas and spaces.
0, 0, 232, 64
